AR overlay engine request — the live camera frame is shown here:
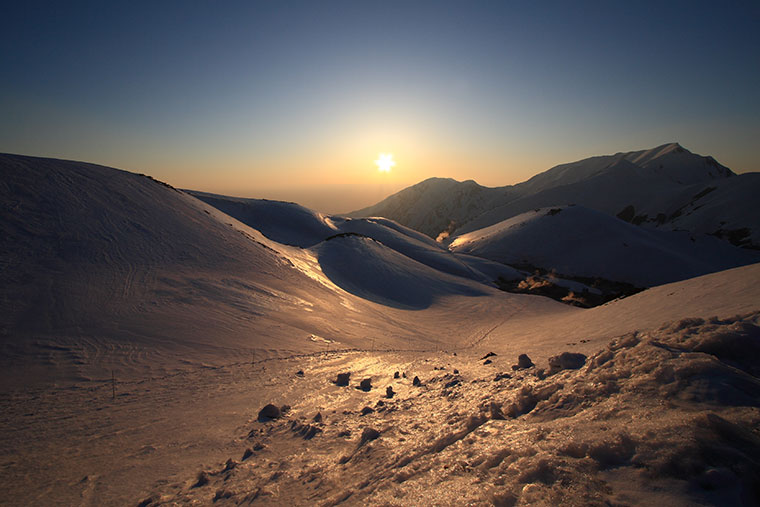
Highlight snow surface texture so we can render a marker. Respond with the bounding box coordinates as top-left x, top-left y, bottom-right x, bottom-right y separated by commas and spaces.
449, 205, 760, 287
350, 143, 760, 249
146, 312, 760, 506
1, 154, 549, 390
2, 153, 760, 506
